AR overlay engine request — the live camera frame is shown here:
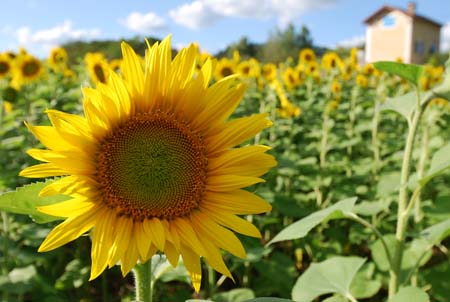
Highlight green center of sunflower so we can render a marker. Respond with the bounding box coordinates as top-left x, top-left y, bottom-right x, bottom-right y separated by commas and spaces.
97, 112, 208, 221
22, 60, 40, 77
